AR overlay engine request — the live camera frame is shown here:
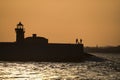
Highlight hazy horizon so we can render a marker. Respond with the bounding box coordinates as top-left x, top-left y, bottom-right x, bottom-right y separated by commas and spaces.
0, 0, 120, 46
